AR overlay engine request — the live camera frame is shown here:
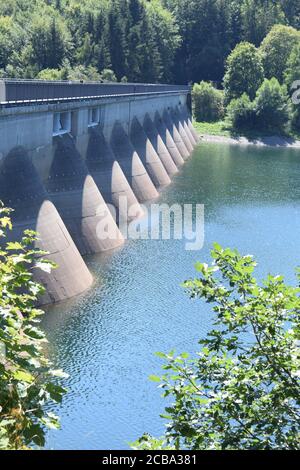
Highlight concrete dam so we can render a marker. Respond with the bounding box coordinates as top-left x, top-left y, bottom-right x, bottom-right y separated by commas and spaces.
0, 79, 198, 305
